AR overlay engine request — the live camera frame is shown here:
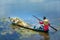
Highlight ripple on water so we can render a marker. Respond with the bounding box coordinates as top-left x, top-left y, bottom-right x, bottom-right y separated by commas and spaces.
50, 30, 60, 40
0, 31, 21, 40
